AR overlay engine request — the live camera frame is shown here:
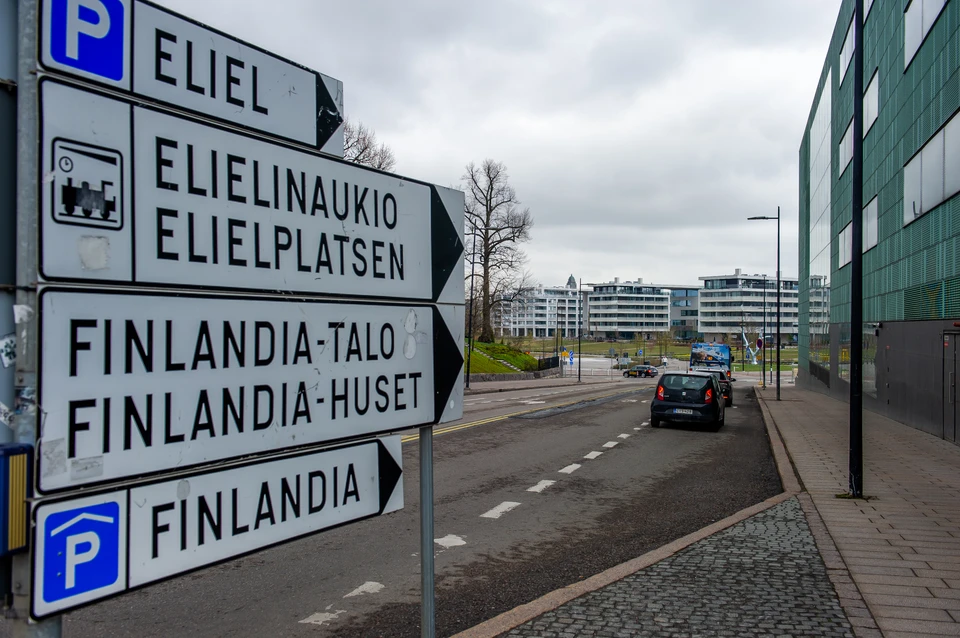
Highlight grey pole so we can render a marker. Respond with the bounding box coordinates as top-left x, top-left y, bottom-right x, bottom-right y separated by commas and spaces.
776, 207, 781, 401
13, 0, 62, 635
419, 426, 435, 638
464, 222, 476, 389
577, 279, 582, 382
762, 276, 766, 389
850, 0, 865, 498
